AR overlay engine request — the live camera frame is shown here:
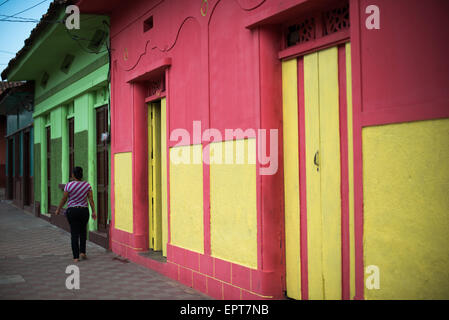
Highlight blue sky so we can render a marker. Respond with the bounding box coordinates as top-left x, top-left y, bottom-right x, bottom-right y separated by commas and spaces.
0, 0, 52, 76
